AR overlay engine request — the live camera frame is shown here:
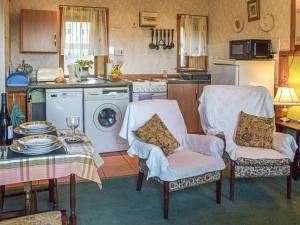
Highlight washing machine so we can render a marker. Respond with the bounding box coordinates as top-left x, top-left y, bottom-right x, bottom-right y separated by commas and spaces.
84, 87, 129, 153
